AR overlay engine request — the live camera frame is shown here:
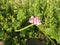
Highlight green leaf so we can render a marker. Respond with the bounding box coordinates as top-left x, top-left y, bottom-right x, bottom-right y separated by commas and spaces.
44, 28, 57, 38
